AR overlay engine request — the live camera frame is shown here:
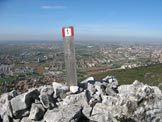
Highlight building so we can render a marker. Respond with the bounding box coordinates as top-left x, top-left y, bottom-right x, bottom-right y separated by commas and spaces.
0, 64, 14, 75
